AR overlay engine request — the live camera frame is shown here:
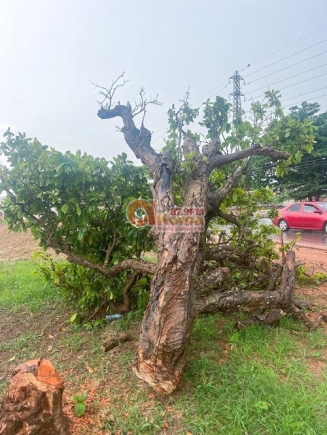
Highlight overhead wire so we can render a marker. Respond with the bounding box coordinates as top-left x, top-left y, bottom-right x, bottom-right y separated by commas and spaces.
284, 93, 327, 108
250, 159, 327, 174
244, 63, 327, 95
248, 72, 327, 100
243, 50, 327, 85
243, 39, 327, 78
239, 23, 327, 72
279, 86, 327, 103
